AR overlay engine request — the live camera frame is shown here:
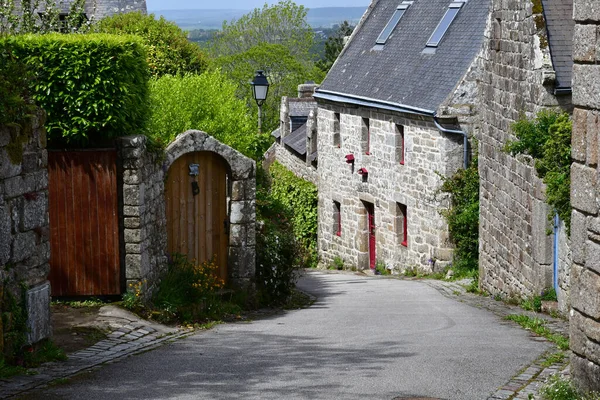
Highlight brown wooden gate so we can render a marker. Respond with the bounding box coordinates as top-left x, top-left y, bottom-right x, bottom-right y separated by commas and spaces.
165, 152, 229, 282
48, 150, 121, 296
